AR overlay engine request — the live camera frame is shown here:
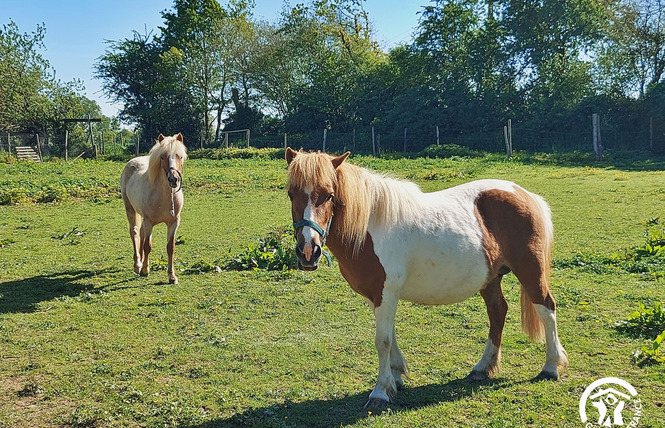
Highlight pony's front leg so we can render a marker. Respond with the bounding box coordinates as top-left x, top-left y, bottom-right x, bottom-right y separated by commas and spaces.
365, 295, 399, 409
139, 221, 154, 277
166, 219, 180, 284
